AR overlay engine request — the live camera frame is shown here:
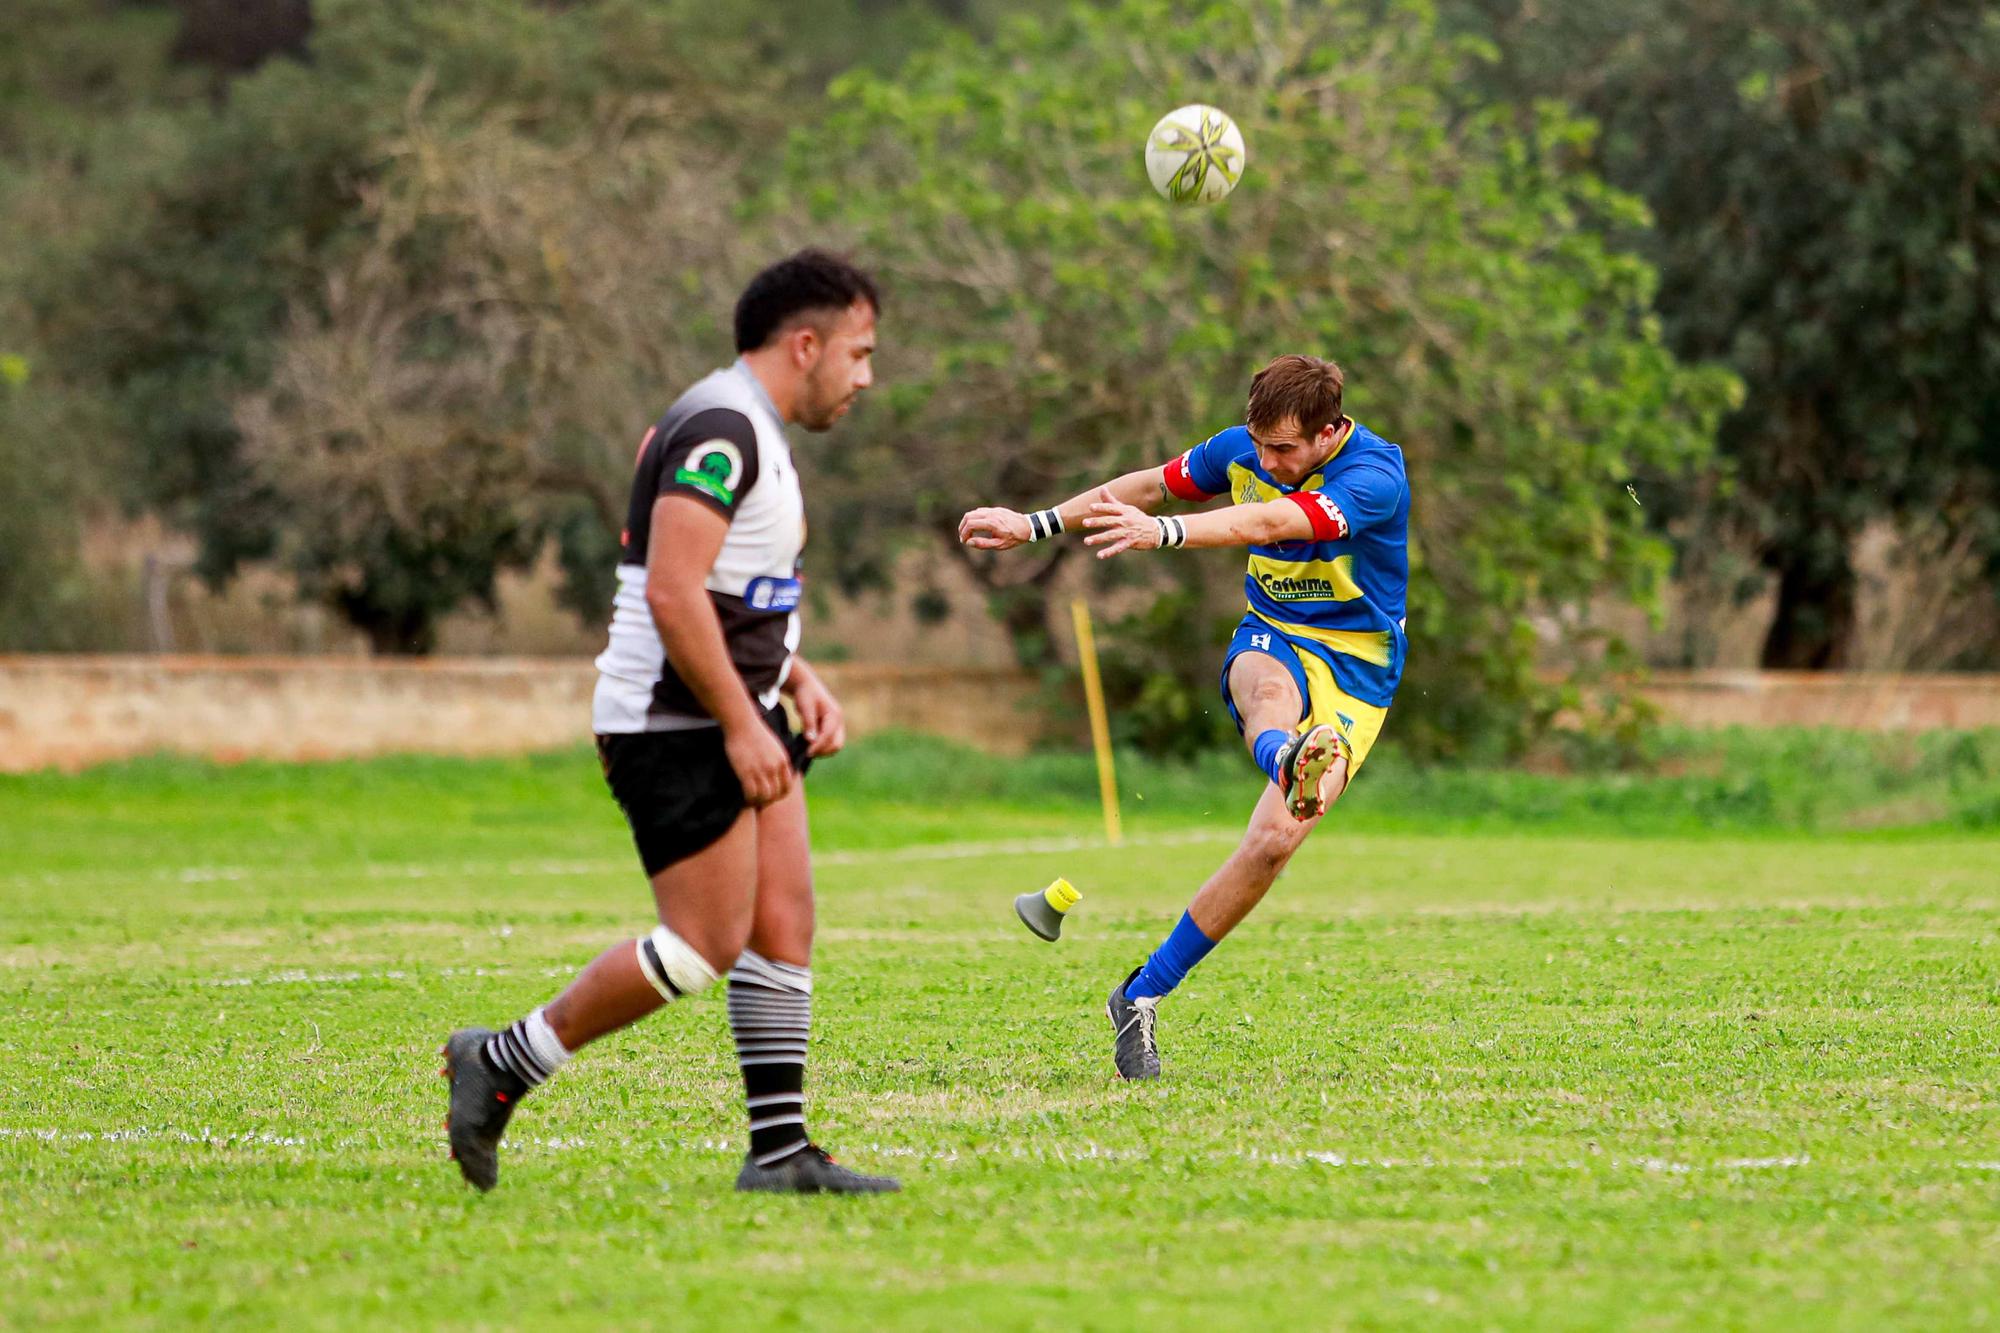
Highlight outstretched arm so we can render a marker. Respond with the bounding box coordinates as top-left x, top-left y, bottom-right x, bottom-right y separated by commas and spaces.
958, 464, 1184, 552
1081, 488, 1323, 558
